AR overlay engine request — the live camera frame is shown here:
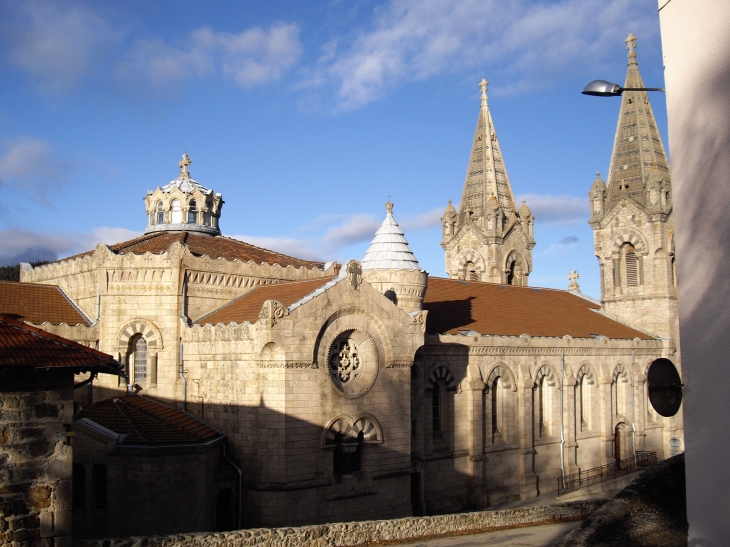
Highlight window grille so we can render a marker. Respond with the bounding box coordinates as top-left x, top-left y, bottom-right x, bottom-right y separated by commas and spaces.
133, 336, 147, 383
625, 245, 638, 286
432, 383, 441, 434
156, 201, 164, 224
188, 200, 197, 224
